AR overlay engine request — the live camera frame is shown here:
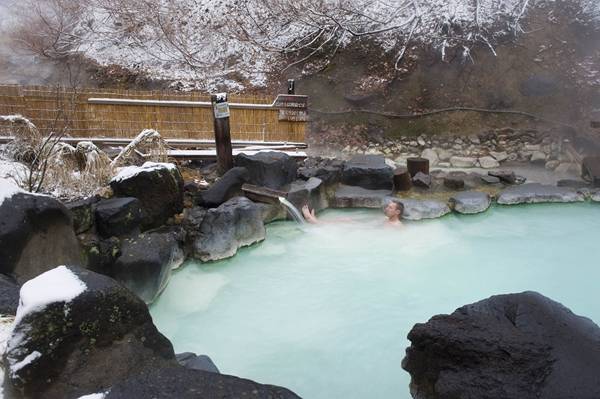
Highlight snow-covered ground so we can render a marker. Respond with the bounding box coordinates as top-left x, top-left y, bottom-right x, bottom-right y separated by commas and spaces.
5, 0, 599, 91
